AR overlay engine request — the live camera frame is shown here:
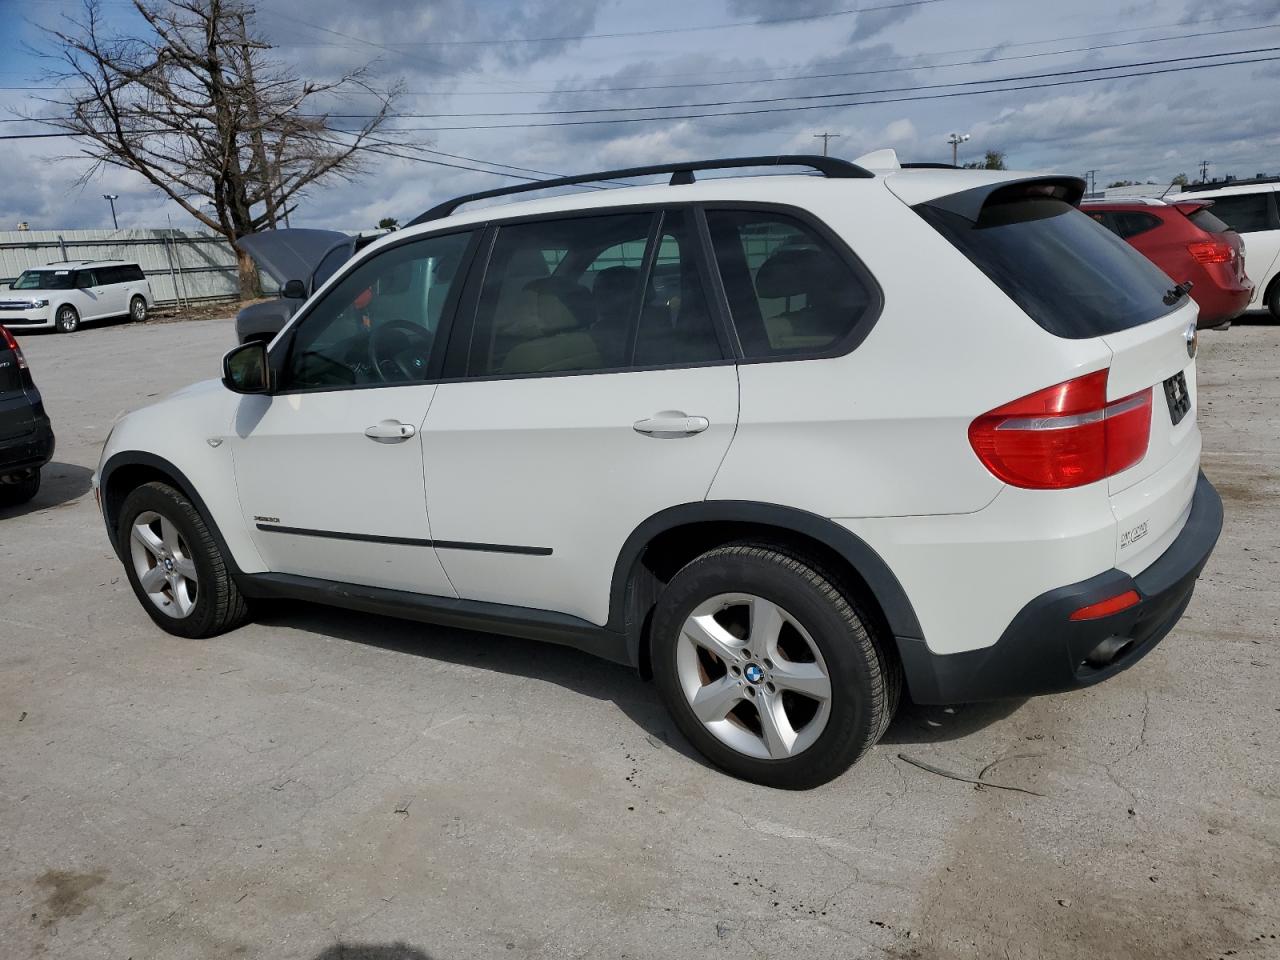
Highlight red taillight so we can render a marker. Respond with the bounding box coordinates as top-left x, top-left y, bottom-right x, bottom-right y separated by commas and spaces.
1186, 239, 1233, 264
969, 370, 1152, 489
1069, 589, 1140, 621
0, 325, 25, 369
